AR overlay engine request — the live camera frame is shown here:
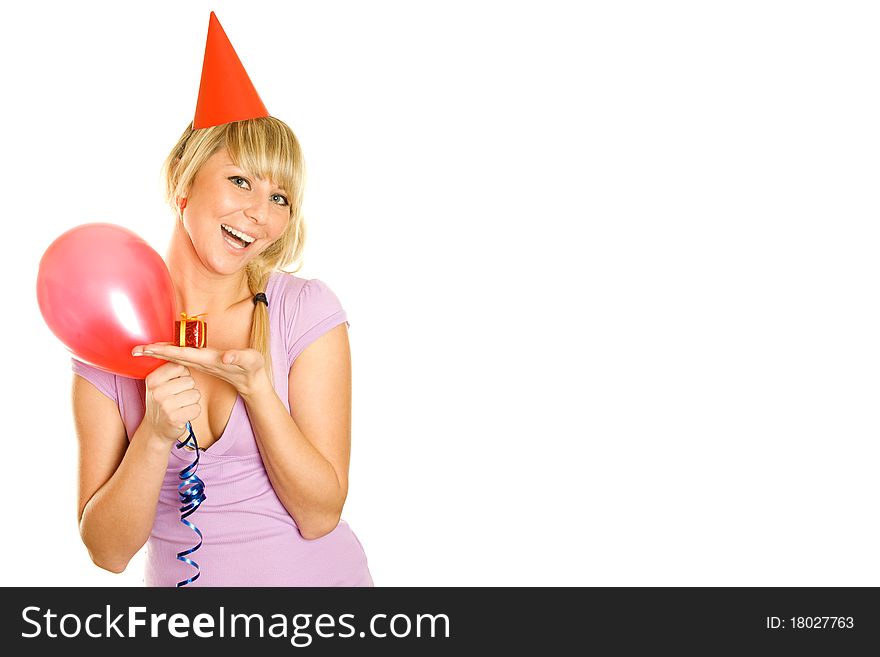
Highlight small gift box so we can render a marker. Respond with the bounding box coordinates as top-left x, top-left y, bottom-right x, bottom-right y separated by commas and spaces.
174, 313, 207, 348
